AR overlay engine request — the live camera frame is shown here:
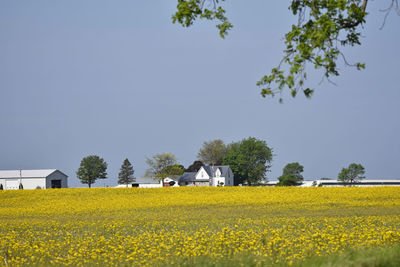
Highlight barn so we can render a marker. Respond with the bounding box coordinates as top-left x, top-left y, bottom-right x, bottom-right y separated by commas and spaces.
0, 169, 68, 190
